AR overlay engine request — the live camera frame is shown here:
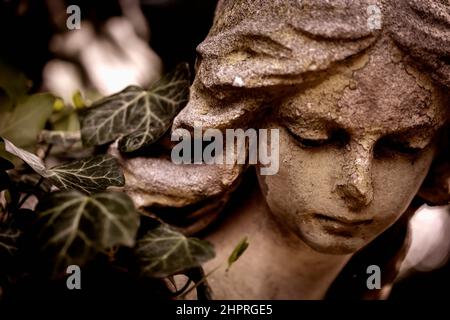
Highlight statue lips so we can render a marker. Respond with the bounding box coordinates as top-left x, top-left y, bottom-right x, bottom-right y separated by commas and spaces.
314, 213, 373, 225
314, 213, 373, 235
